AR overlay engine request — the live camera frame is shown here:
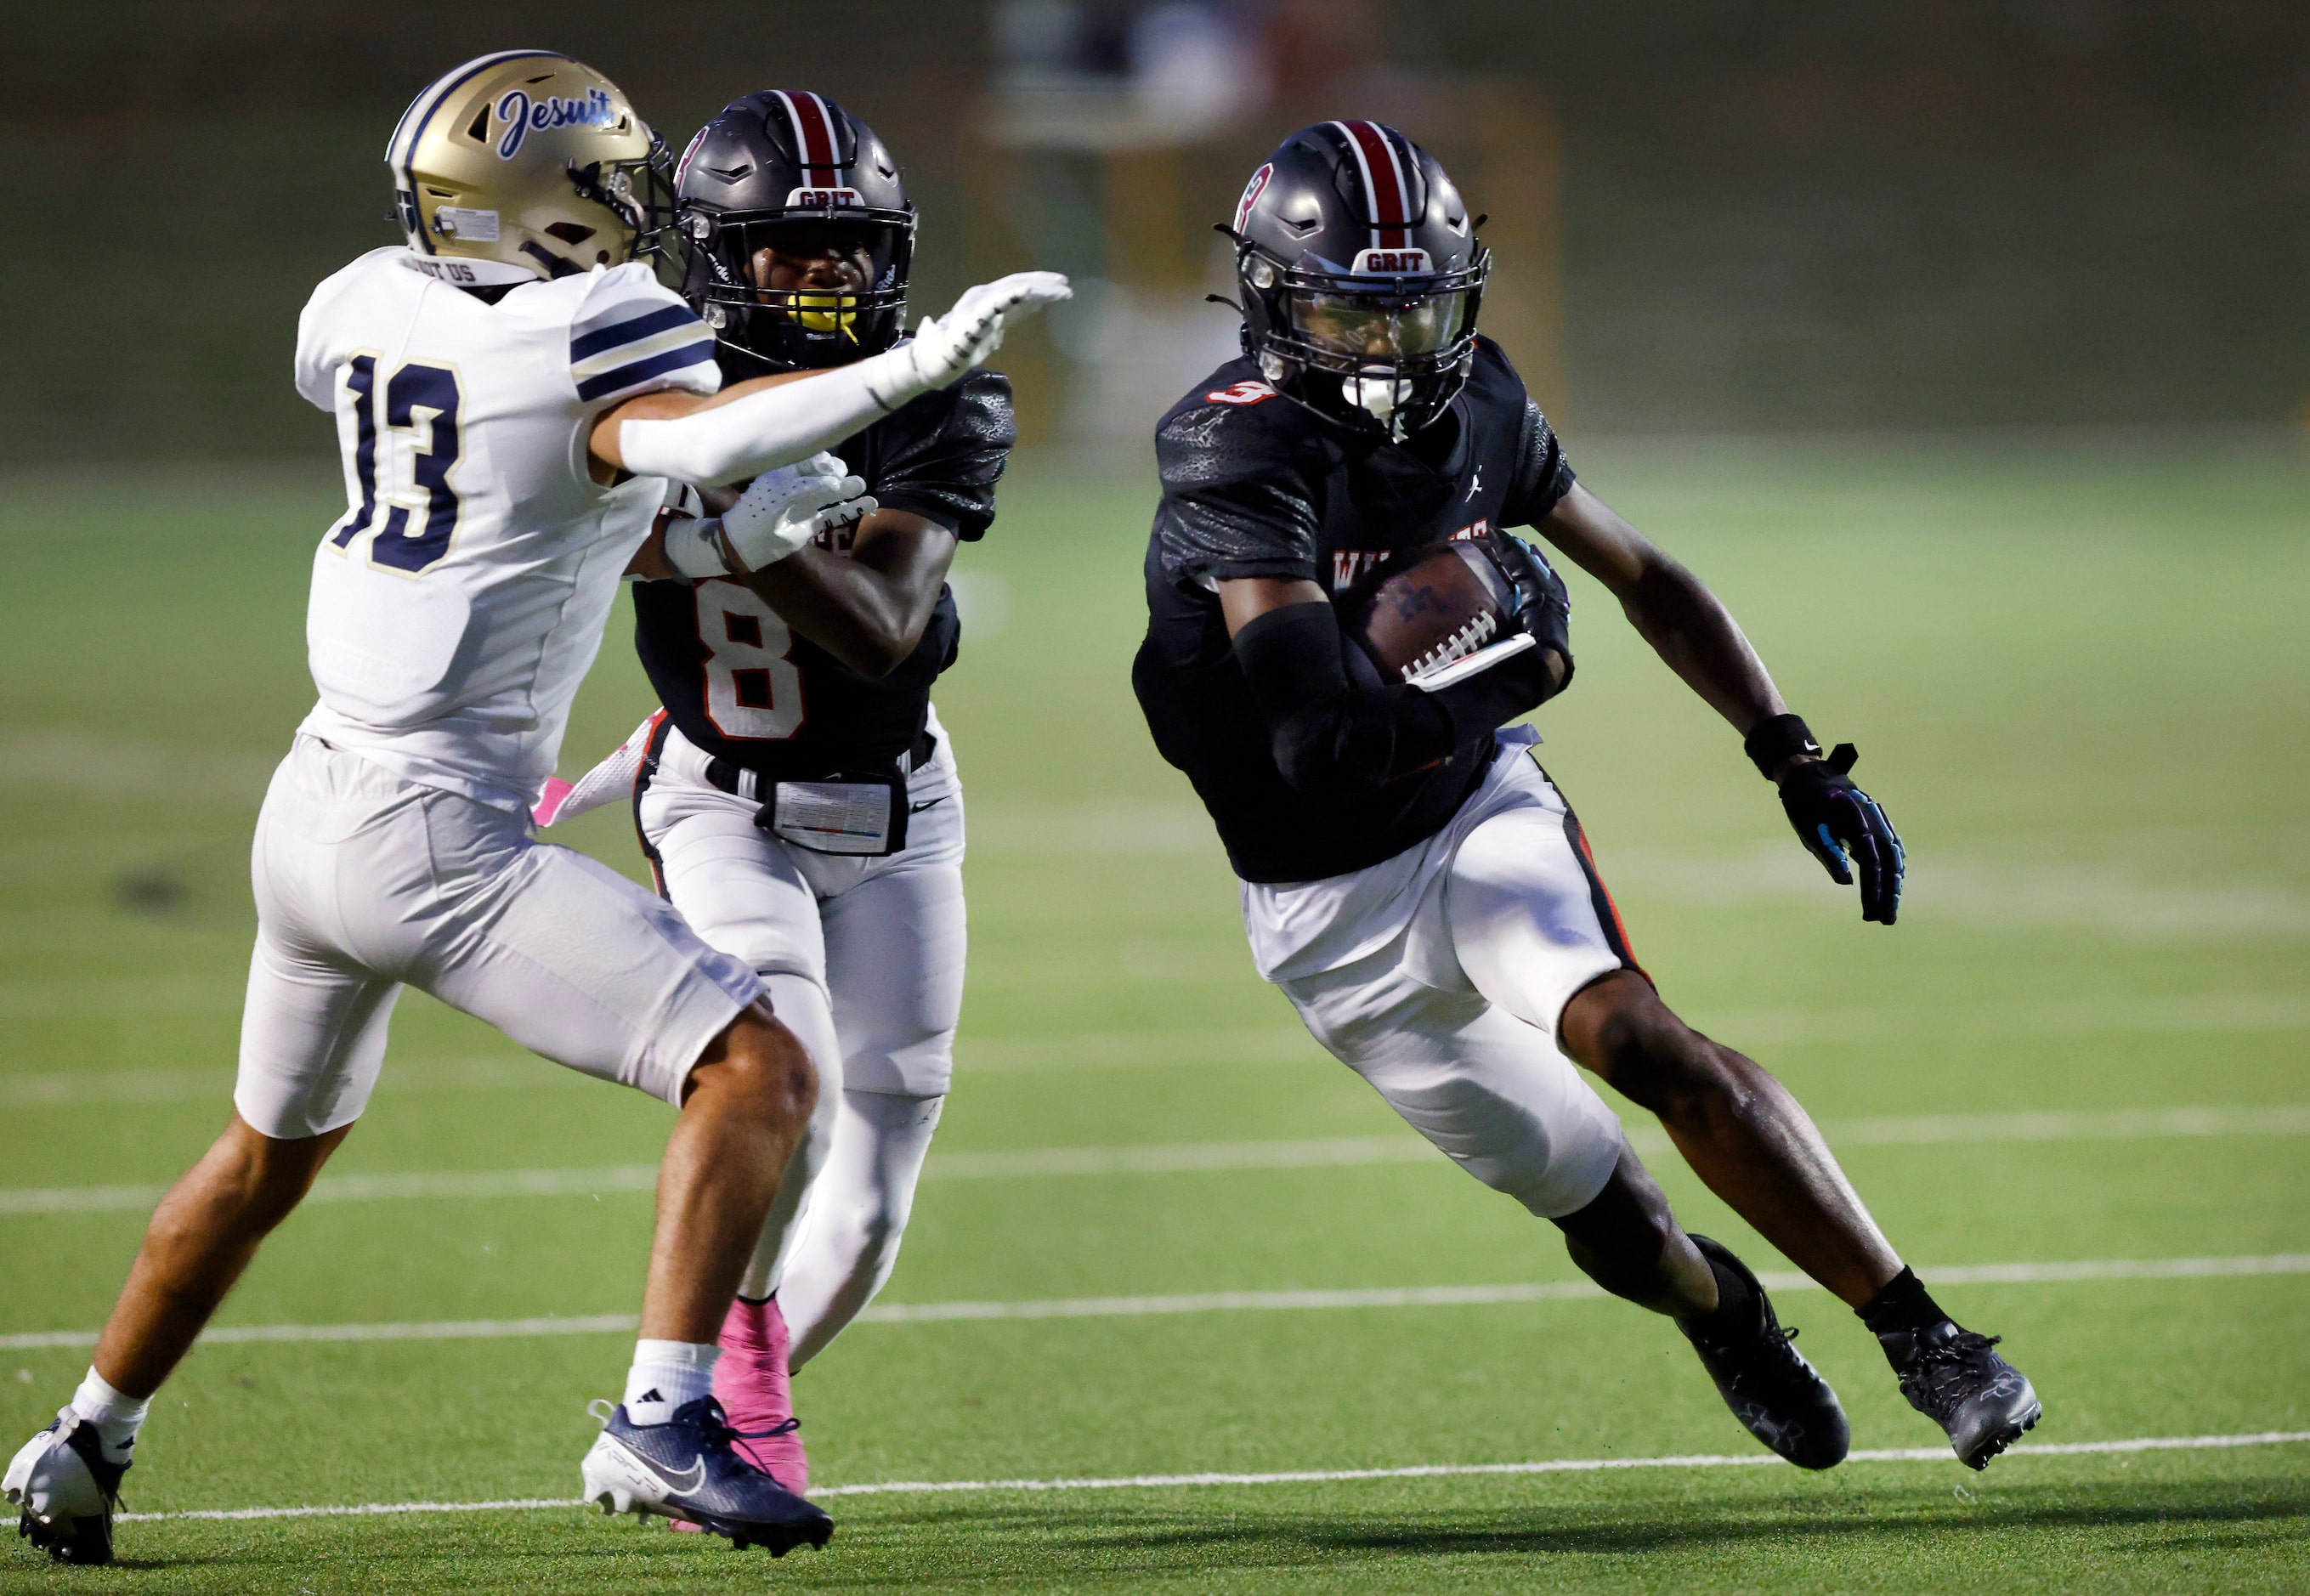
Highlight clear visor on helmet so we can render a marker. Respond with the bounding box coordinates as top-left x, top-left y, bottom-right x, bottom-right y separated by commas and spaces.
1288, 290, 1469, 360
